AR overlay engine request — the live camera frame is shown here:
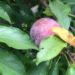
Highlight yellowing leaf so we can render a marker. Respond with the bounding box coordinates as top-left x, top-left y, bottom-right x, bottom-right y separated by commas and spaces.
52, 27, 75, 47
